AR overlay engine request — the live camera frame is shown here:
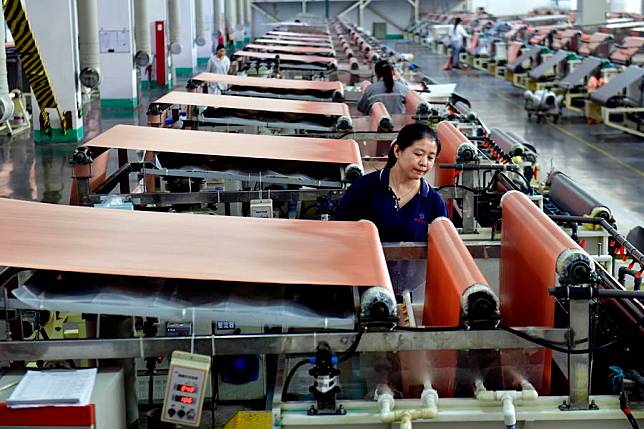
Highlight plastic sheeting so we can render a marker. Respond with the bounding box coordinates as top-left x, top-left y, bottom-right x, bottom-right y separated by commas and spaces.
13, 273, 355, 329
